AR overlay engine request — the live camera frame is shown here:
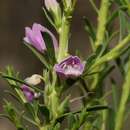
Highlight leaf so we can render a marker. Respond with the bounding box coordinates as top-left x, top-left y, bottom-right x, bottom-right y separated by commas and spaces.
24, 42, 50, 69
119, 10, 127, 40
21, 114, 38, 126
4, 100, 17, 121
24, 103, 36, 119
111, 78, 120, 113
42, 32, 56, 65
53, 123, 61, 130
107, 9, 119, 28
84, 16, 96, 42
115, 0, 125, 5
59, 96, 70, 114
115, 57, 125, 75
99, 65, 115, 82
39, 105, 50, 123
3, 100, 25, 129
42, 7, 57, 31
0, 114, 11, 120
57, 105, 108, 120
85, 53, 97, 71
86, 105, 109, 112
4, 90, 22, 103
107, 108, 115, 130
1, 74, 44, 94
67, 114, 77, 129
17, 128, 26, 130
